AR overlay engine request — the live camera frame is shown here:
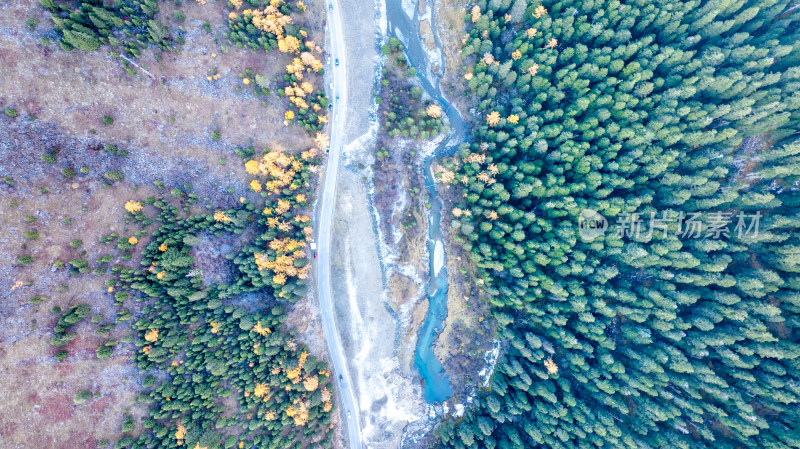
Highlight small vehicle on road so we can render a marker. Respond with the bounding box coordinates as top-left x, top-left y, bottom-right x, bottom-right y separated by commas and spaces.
347, 411, 351, 418
339, 375, 343, 381
329, 3, 333, 11
335, 58, 339, 66
310, 242, 317, 259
